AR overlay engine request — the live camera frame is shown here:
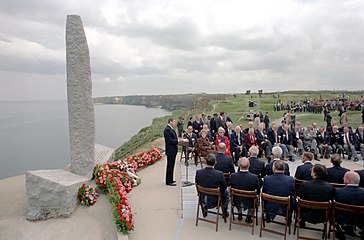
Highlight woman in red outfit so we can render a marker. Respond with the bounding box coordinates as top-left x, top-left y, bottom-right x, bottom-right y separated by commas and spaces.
215, 127, 231, 156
